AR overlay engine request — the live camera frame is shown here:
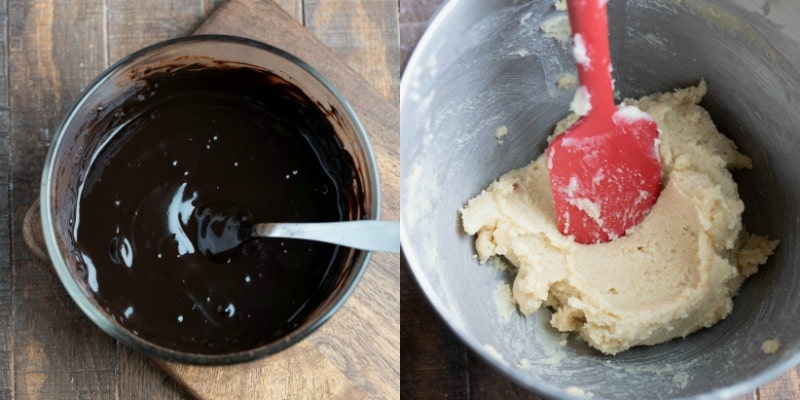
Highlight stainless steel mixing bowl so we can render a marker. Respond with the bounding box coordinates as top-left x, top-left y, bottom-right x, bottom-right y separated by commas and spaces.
401, 0, 800, 398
